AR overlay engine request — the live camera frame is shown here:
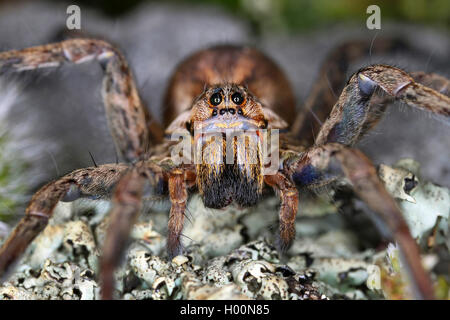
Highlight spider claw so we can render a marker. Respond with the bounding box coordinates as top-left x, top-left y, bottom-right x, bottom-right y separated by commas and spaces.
357, 73, 377, 97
